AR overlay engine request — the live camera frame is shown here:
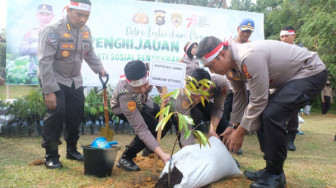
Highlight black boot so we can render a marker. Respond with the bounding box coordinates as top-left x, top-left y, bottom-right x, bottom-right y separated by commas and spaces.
142, 147, 154, 157
244, 168, 266, 181
250, 160, 286, 188
66, 147, 84, 161
287, 132, 296, 151
116, 147, 140, 171
44, 145, 63, 169
116, 154, 140, 171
